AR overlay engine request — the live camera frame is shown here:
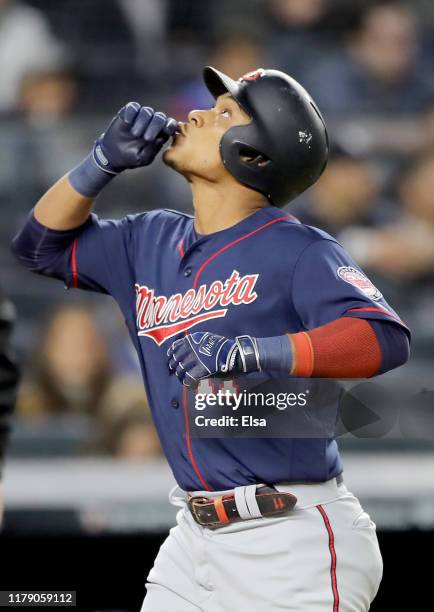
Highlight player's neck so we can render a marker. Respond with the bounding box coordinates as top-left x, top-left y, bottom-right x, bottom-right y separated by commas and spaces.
191, 180, 268, 235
